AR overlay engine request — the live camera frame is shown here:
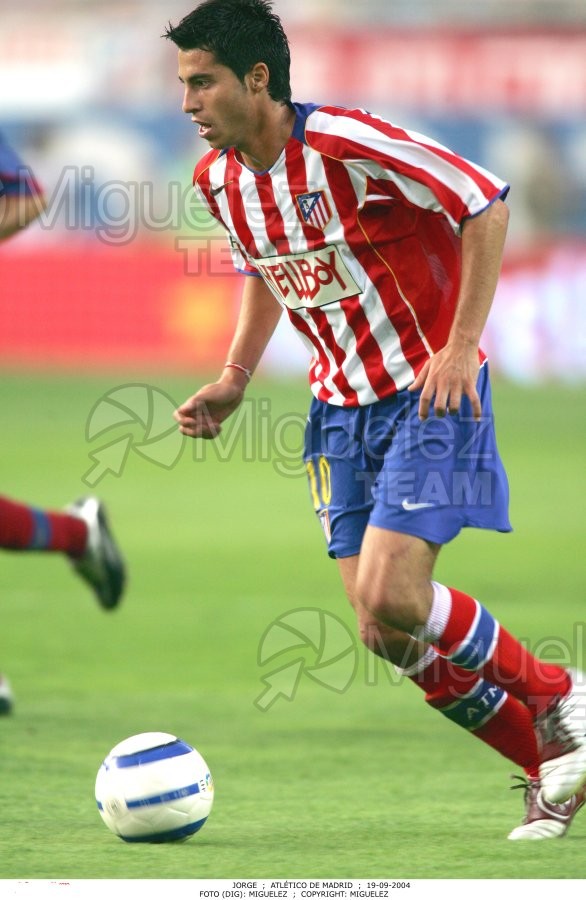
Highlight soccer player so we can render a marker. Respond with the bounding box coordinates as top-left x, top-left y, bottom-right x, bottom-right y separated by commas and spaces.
165, 0, 586, 840
0, 128, 46, 239
0, 136, 126, 714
